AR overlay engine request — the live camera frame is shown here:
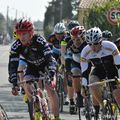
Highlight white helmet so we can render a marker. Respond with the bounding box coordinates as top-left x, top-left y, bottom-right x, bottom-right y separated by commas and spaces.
54, 22, 66, 34
85, 27, 102, 44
